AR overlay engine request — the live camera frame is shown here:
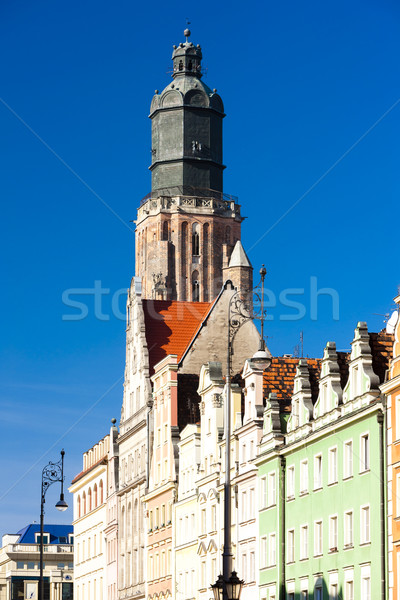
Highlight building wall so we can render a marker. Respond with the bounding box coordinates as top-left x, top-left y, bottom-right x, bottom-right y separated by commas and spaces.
383, 296, 400, 600
70, 438, 109, 600
118, 277, 153, 600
